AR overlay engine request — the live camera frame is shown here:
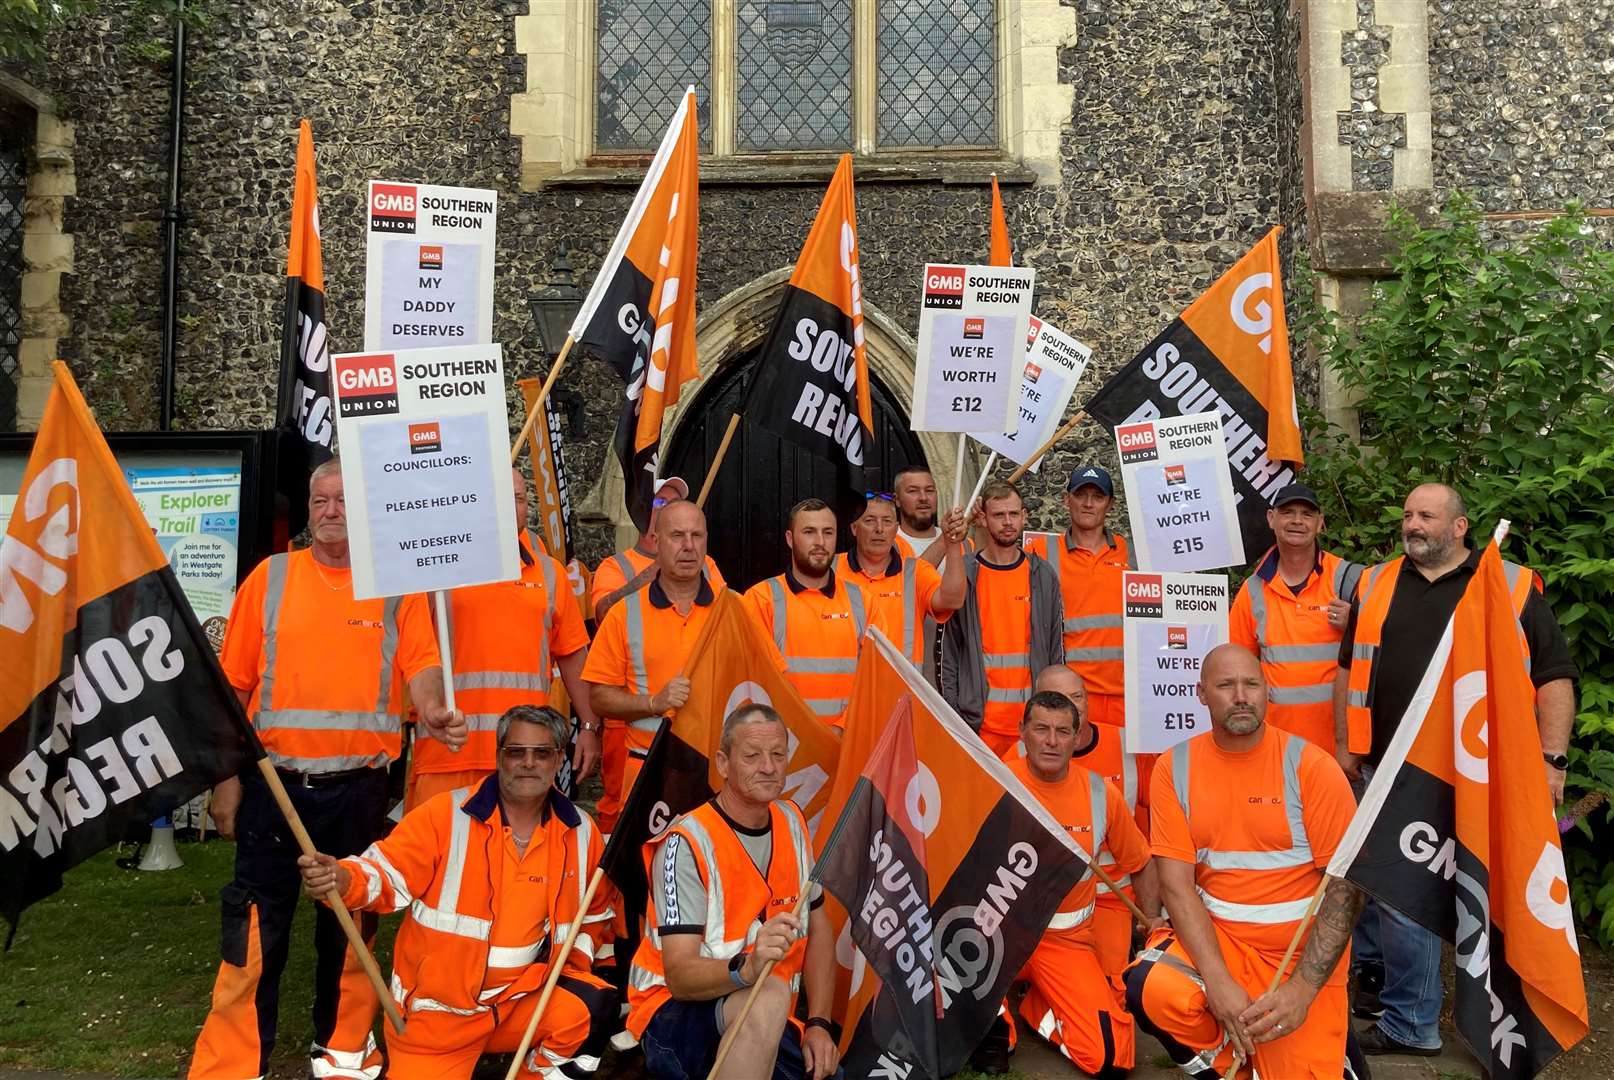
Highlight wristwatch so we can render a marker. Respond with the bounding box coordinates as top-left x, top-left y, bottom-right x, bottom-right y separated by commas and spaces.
578, 720, 603, 733
727, 952, 753, 988
1543, 752, 1569, 771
